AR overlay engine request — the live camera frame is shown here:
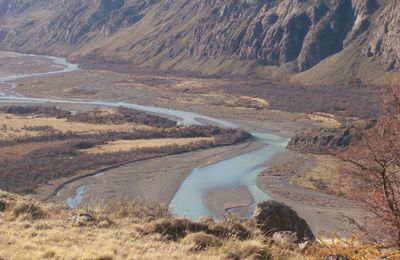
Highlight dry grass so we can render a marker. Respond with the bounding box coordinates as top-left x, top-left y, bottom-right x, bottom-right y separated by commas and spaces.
307, 113, 341, 128
82, 137, 214, 154
289, 155, 353, 197
0, 190, 398, 259
172, 80, 211, 89
317, 235, 400, 259
181, 232, 222, 251
0, 140, 67, 158
0, 113, 150, 140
